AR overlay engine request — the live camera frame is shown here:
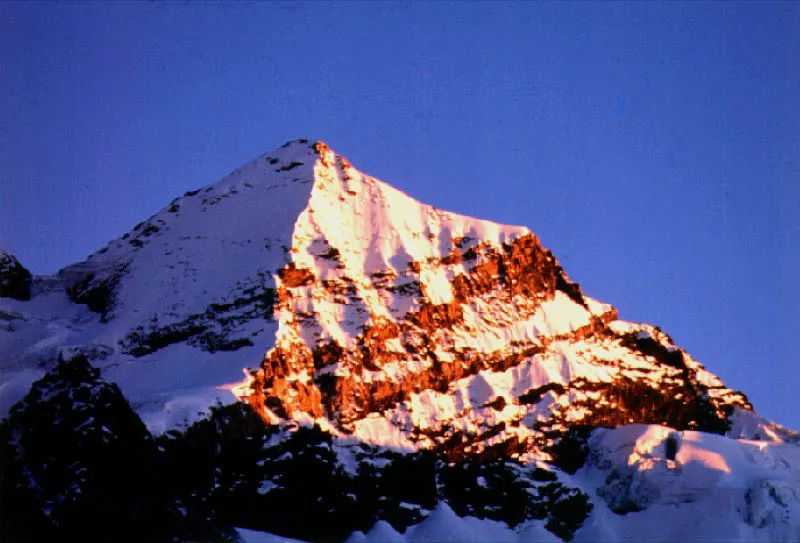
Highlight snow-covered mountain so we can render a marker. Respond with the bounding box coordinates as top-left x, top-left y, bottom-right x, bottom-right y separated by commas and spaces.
1, 140, 798, 542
